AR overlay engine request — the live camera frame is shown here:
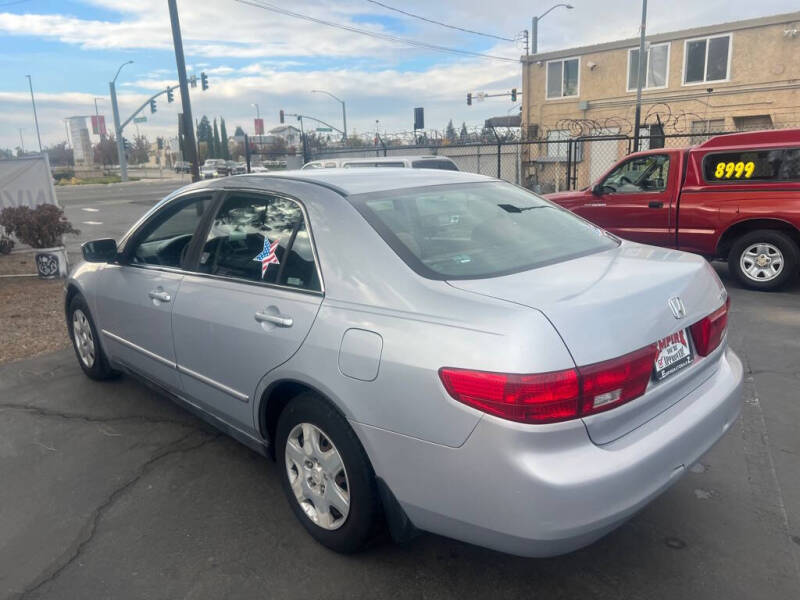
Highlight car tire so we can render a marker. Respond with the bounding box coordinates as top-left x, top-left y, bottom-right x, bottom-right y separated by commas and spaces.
276, 392, 381, 553
67, 294, 119, 380
728, 230, 799, 291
